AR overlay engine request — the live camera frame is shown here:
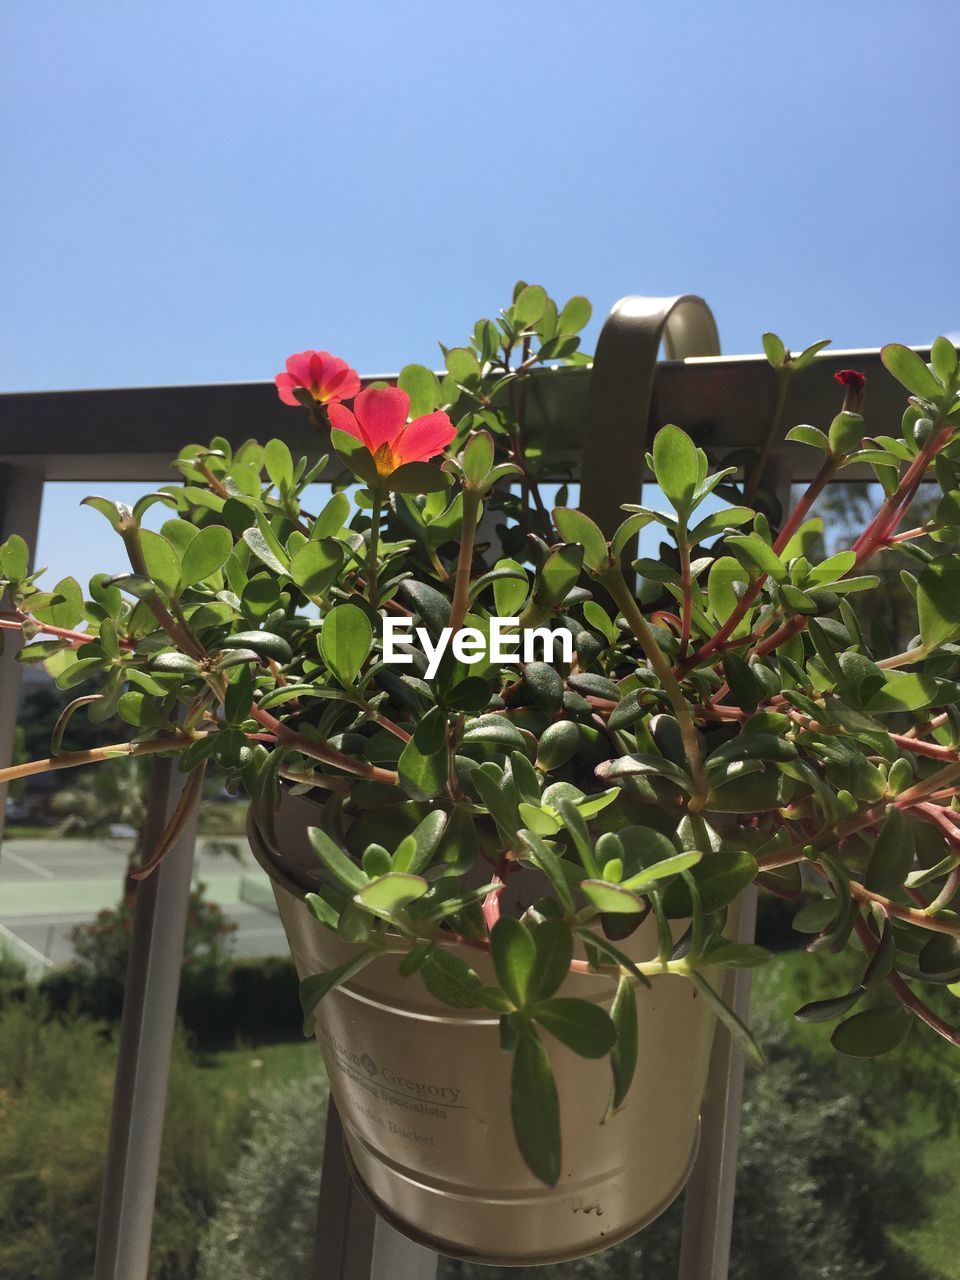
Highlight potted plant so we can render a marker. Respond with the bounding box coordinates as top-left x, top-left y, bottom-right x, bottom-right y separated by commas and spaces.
3, 284, 960, 1264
